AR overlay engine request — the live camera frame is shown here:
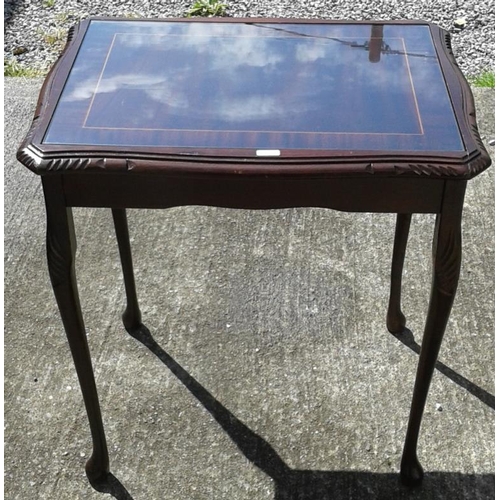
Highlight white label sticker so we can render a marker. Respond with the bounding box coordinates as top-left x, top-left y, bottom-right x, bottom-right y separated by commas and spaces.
256, 149, 281, 156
